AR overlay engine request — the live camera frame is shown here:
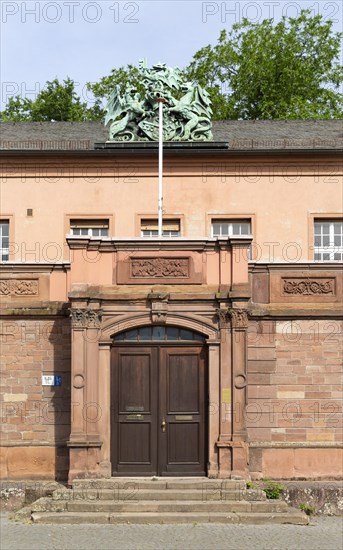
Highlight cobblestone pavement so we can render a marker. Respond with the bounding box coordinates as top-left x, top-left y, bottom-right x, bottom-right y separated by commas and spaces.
1, 513, 342, 550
